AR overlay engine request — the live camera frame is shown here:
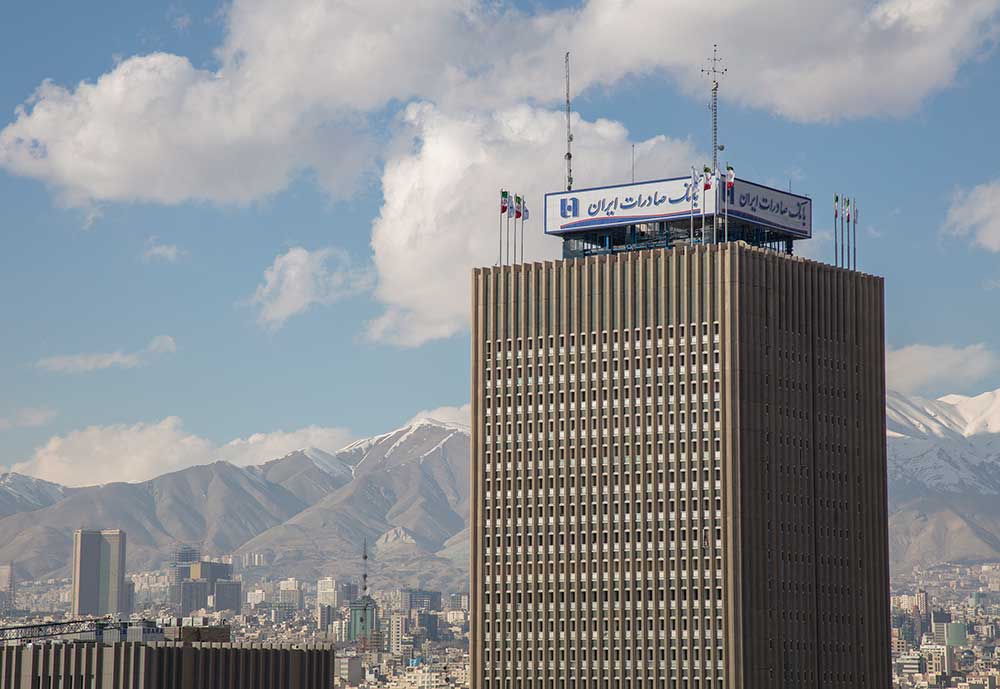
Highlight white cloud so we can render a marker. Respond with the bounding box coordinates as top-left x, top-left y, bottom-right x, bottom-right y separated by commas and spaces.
143, 238, 185, 262
2, 0, 997, 211
407, 403, 470, 428
11, 416, 355, 487
367, 103, 700, 345
147, 334, 177, 354
0, 407, 57, 431
476, 0, 1000, 123
171, 13, 192, 31
12, 417, 216, 485
250, 247, 372, 329
945, 179, 1000, 252
37, 335, 177, 373
887, 343, 1000, 396
218, 426, 355, 466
